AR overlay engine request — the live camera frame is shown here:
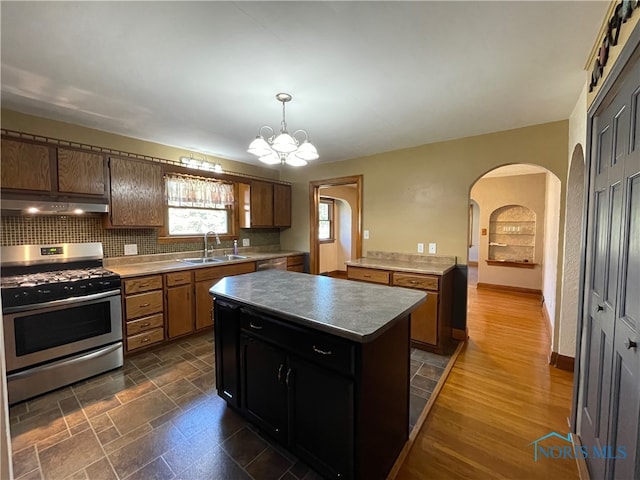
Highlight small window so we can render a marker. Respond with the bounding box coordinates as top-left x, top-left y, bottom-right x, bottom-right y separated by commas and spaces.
319, 197, 334, 242
164, 173, 235, 237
